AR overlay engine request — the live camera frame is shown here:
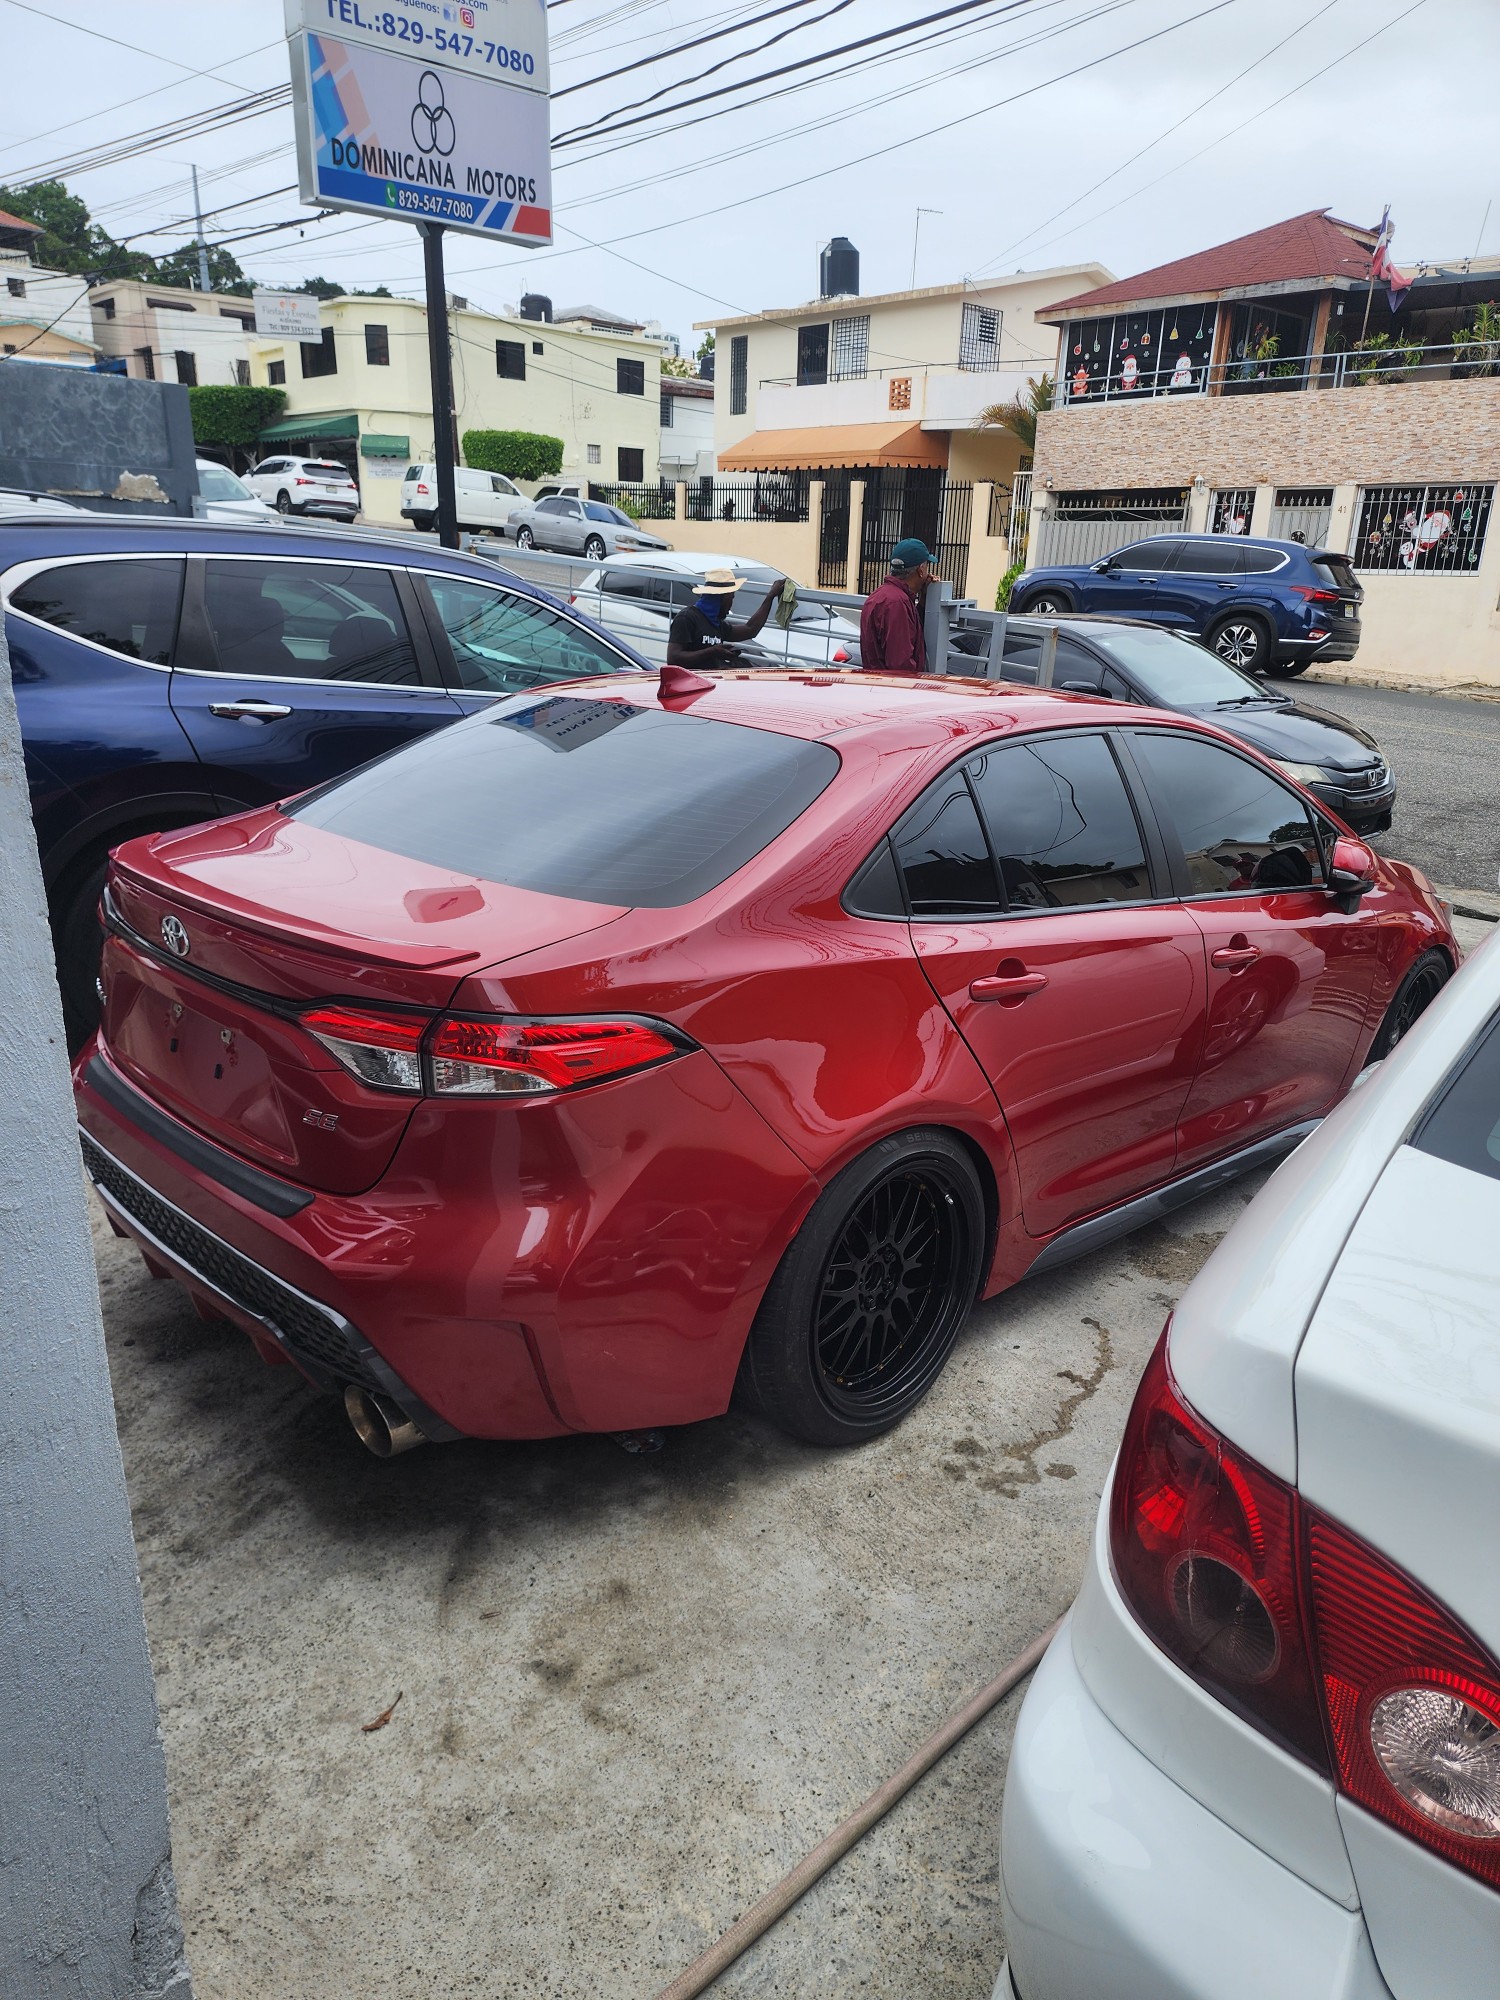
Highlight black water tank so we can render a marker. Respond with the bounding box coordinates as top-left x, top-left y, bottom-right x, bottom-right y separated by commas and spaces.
520, 293, 552, 323
819, 238, 859, 299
